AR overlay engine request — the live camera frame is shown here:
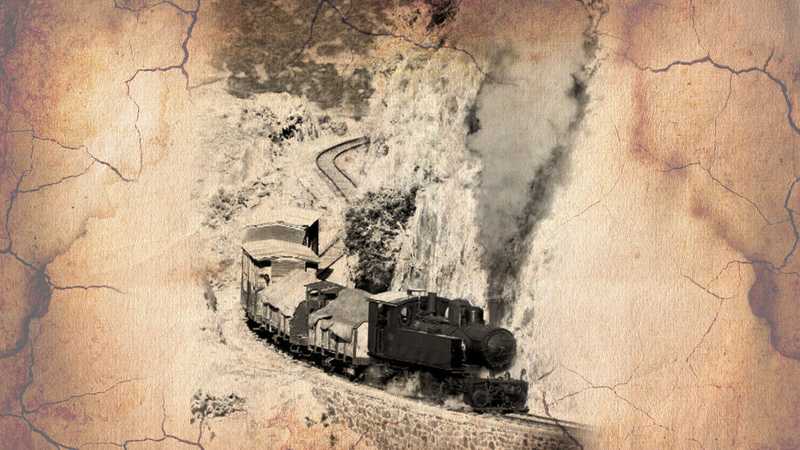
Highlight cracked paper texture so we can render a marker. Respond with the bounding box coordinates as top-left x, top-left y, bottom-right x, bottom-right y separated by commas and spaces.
1, 1, 799, 449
